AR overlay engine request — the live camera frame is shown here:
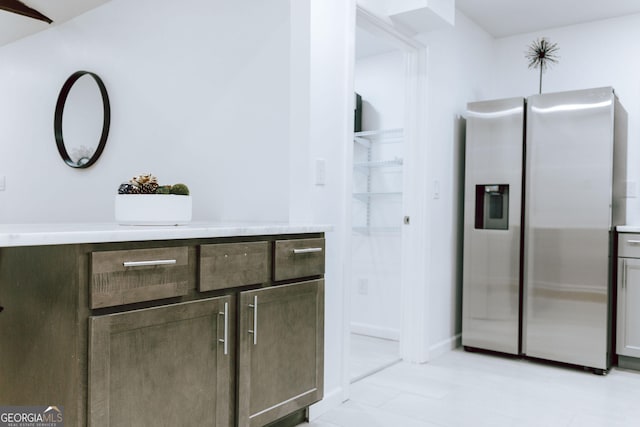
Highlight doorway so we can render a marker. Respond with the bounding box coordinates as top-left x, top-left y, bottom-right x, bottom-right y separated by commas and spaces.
348, 8, 415, 383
